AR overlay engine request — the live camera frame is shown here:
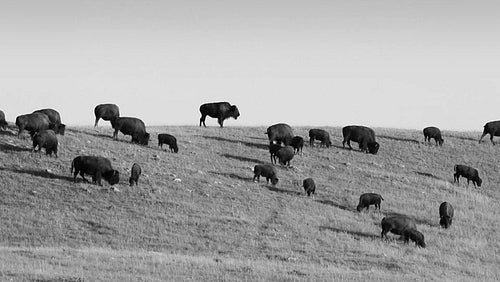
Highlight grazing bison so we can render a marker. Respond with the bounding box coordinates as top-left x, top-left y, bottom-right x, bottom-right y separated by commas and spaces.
0, 110, 7, 129
309, 129, 332, 148
253, 164, 278, 185
342, 125, 379, 154
479, 120, 500, 145
268, 143, 282, 164
275, 146, 294, 166
15, 112, 51, 138
94, 104, 120, 127
111, 117, 150, 145
33, 108, 66, 135
439, 202, 454, 229
454, 164, 482, 188
32, 129, 58, 157
266, 123, 294, 146
129, 163, 142, 186
199, 102, 240, 127
381, 215, 417, 239
158, 133, 179, 153
423, 126, 443, 146
303, 178, 316, 196
290, 136, 304, 155
71, 156, 120, 186
356, 193, 384, 212
402, 228, 426, 248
